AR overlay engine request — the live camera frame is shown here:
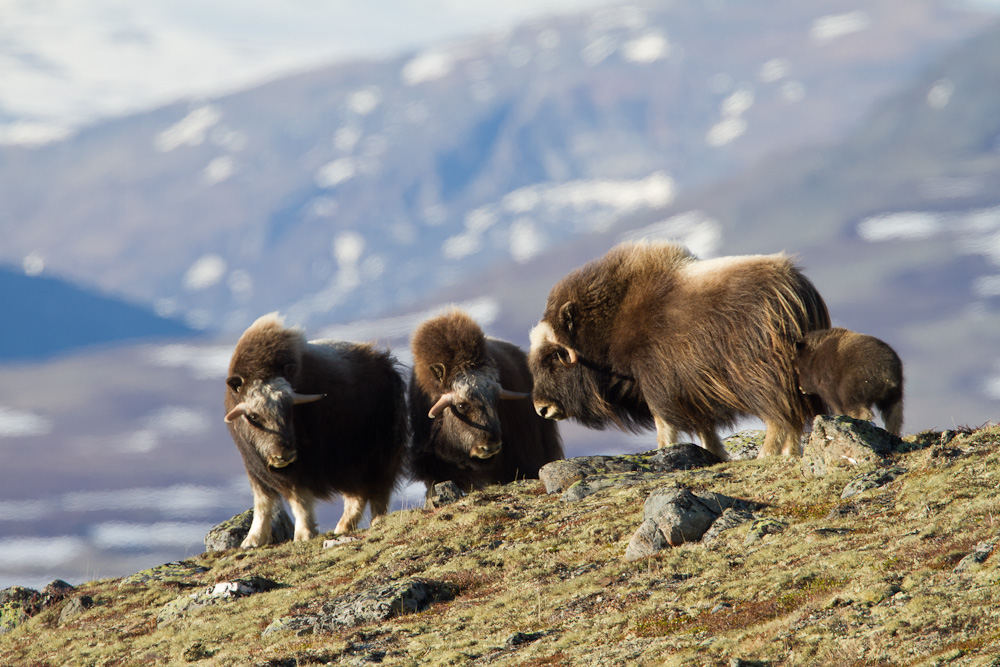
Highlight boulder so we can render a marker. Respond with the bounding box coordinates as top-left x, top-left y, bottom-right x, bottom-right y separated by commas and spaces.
424, 481, 465, 509
0, 580, 77, 634
625, 486, 752, 561
204, 507, 295, 552
840, 466, 907, 499
157, 577, 278, 626
119, 560, 210, 588
802, 416, 904, 477
263, 578, 455, 636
